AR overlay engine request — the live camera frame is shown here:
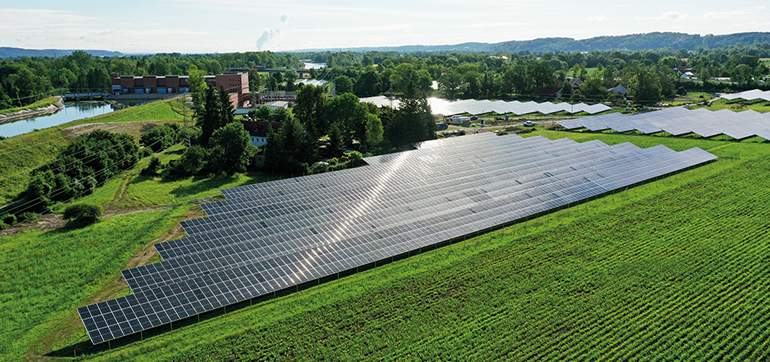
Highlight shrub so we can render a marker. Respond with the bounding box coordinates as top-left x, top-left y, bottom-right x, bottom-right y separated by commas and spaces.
1, 213, 17, 226
140, 147, 153, 158
140, 125, 177, 152
141, 156, 161, 176
19, 212, 40, 222
63, 203, 103, 228
0, 221, 8, 230
168, 145, 208, 177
